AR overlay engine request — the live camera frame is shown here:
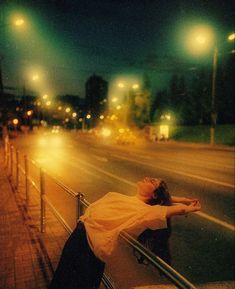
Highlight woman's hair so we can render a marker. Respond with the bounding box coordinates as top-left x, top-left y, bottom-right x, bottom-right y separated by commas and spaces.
136, 179, 172, 265
148, 180, 172, 206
